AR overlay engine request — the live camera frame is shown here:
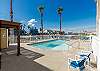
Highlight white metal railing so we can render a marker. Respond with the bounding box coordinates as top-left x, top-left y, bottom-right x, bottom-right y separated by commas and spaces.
67, 36, 92, 49
9, 35, 91, 44
9, 35, 70, 43
9, 35, 80, 43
